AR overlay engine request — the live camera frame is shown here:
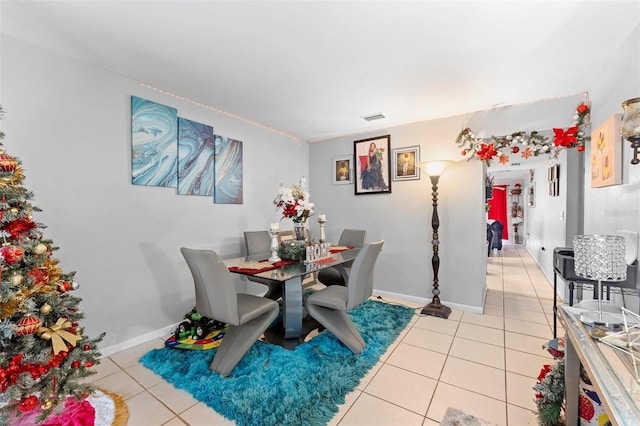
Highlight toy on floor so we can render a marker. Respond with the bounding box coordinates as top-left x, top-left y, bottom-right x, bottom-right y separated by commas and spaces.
165, 309, 227, 350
